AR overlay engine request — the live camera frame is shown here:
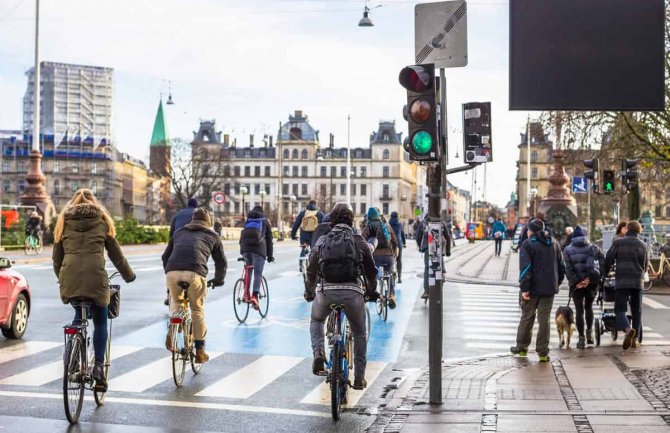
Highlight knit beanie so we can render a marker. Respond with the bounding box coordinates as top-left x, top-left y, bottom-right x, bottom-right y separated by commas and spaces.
191, 208, 212, 227
187, 198, 199, 208
573, 226, 585, 238
528, 218, 544, 233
